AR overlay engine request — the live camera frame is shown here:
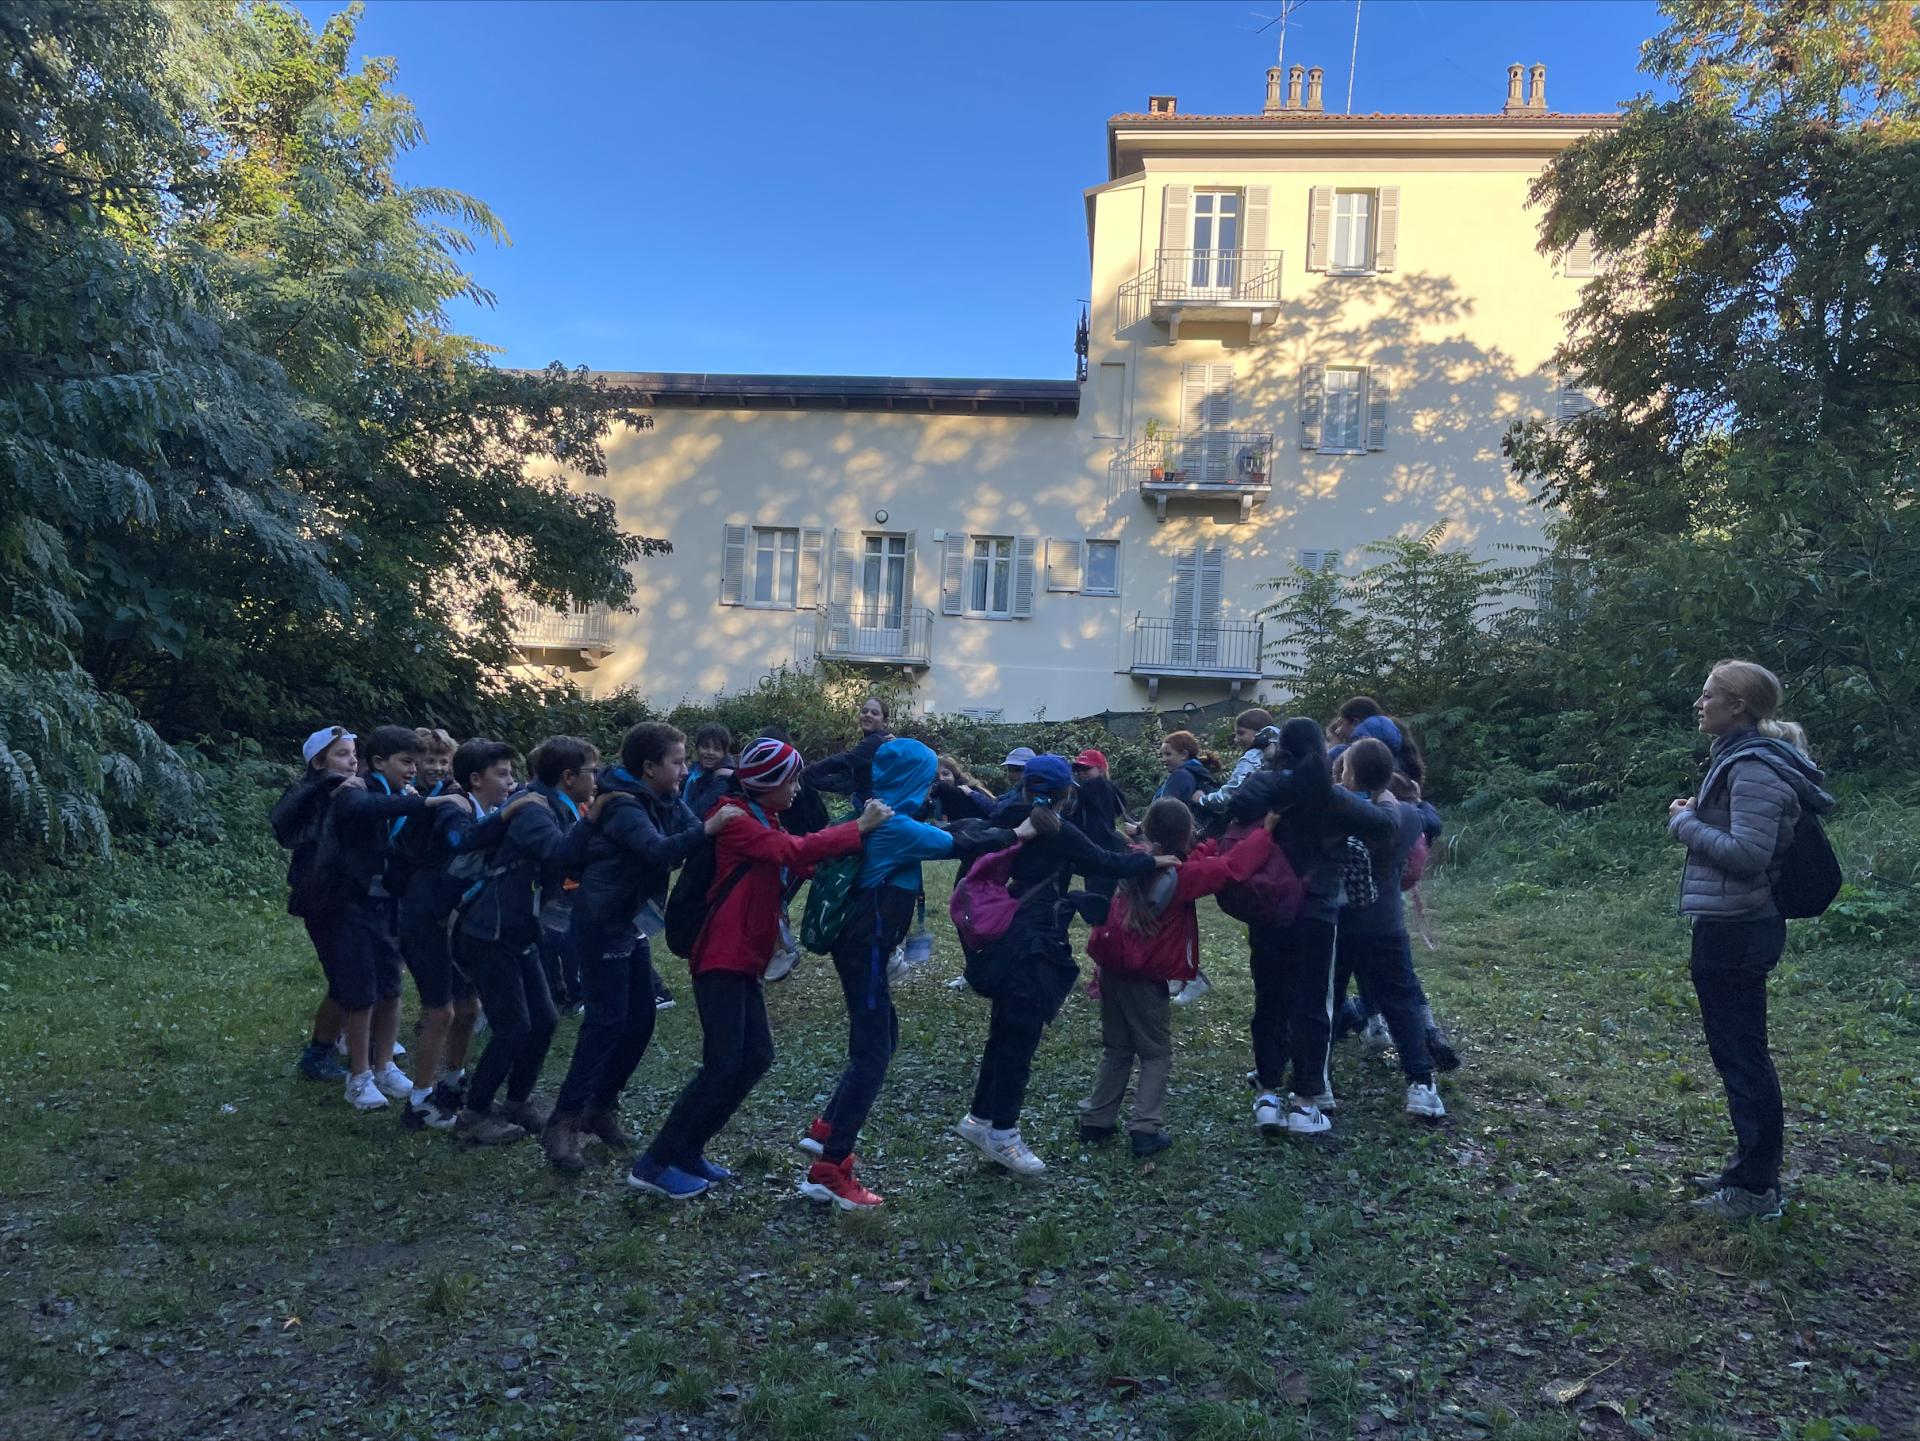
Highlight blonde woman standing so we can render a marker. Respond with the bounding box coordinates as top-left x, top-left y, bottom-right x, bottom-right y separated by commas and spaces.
1669, 660, 1834, 1221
